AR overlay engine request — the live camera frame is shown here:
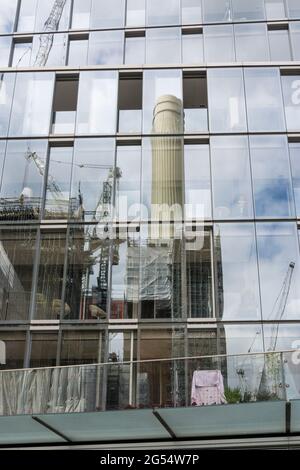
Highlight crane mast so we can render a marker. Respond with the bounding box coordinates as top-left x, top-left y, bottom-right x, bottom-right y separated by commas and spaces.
33, 0, 67, 67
